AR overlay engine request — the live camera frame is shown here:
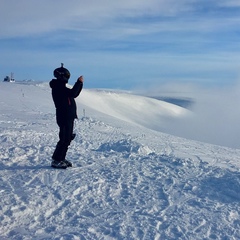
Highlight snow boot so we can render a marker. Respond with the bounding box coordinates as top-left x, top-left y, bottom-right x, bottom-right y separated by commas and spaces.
51, 160, 68, 169
64, 159, 73, 167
